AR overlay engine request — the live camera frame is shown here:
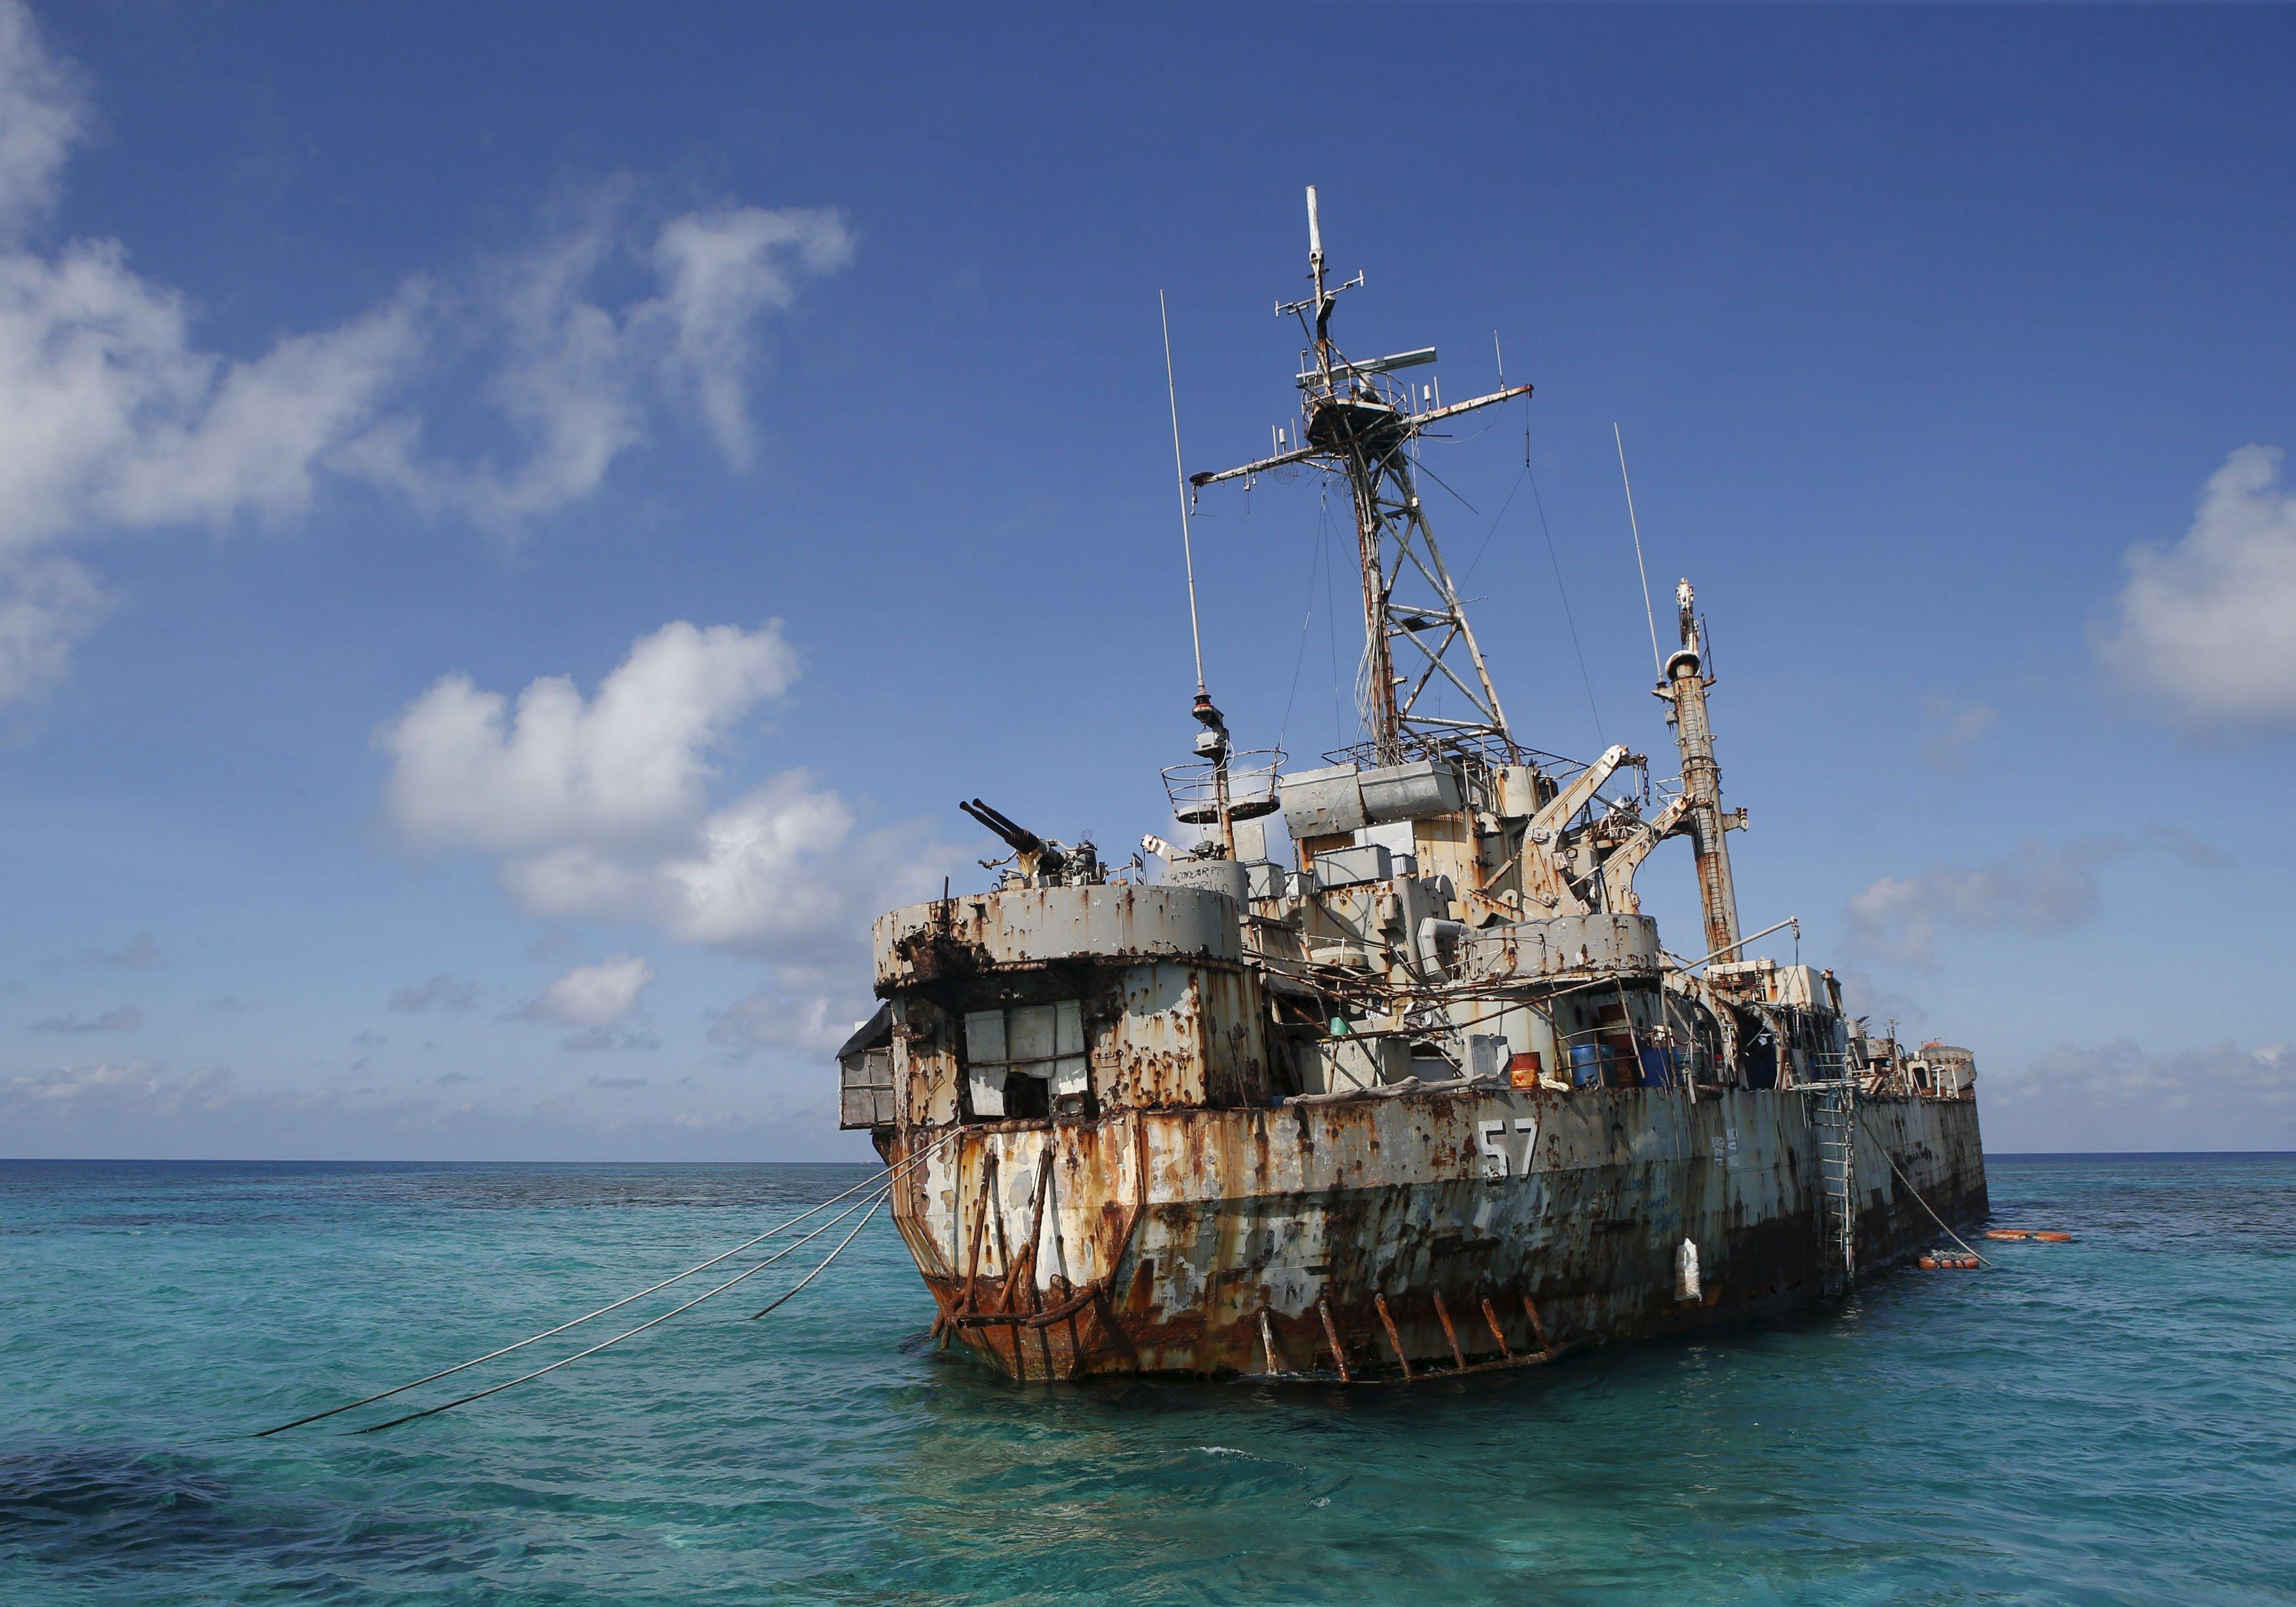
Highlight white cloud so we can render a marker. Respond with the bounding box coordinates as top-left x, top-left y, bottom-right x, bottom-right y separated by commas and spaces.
383, 622, 948, 964
1985, 1040, 2296, 1152
522, 953, 656, 1028
657, 772, 878, 948
379, 620, 797, 852
2099, 445, 2296, 725
0, 2, 854, 710
102, 286, 428, 527
1846, 836, 2122, 969
501, 770, 943, 962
